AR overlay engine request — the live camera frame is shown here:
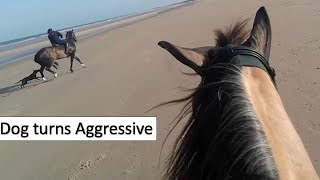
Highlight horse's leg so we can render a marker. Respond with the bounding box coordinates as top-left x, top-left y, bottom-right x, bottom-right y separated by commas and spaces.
39, 65, 47, 81
74, 55, 86, 68
70, 55, 75, 73
53, 62, 59, 69
45, 58, 58, 78
45, 66, 58, 78
53, 64, 58, 69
